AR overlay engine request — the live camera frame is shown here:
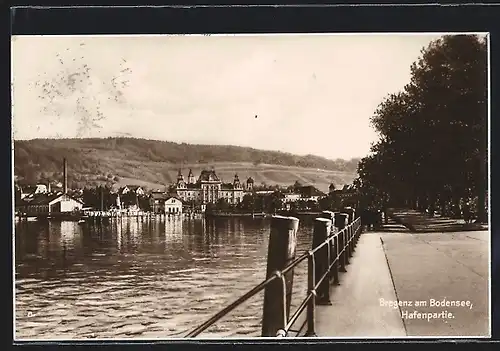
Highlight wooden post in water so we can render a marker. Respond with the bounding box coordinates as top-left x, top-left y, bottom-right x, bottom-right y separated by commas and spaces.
261, 215, 299, 337
312, 217, 332, 306
320, 211, 337, 284
335, 212, 348, 272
